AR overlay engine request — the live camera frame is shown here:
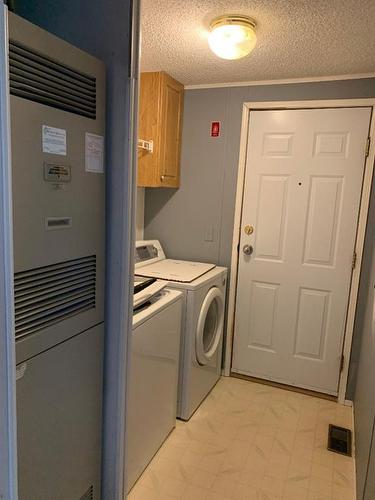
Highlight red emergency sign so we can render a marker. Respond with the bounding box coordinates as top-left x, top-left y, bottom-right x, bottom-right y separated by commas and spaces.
211, 121, 220, 137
